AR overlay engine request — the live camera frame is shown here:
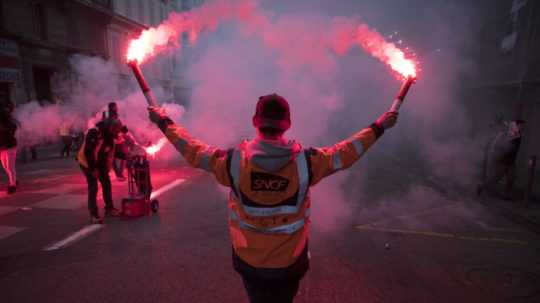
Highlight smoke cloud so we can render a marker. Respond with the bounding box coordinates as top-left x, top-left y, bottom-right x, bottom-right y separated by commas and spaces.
17, 0, 490, 234
16, 55, 185, 161
177, 0, 487, 232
